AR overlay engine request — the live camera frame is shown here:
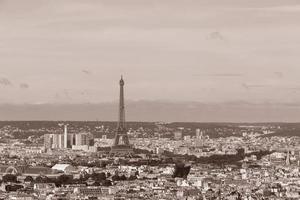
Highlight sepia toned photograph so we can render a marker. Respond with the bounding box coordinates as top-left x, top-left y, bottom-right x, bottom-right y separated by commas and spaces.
0, 0, 300, 199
